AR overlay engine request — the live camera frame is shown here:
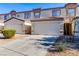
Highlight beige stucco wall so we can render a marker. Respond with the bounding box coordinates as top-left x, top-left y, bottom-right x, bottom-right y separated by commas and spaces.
30, 12, 34, 19
0, 7, 68, 20
2, 6, 79, 20
40, 10, 52, 18
30, 9, 52, 20
76, 7, 79, 16
0, 16, 4, 20
60, 8, 66, 17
